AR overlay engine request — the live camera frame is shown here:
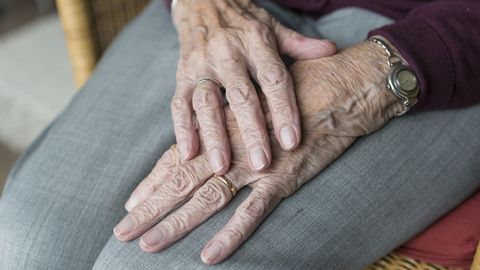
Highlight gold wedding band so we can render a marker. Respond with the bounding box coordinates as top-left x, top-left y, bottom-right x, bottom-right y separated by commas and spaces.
194, 77, 220, 88
212, 175, 237, 197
